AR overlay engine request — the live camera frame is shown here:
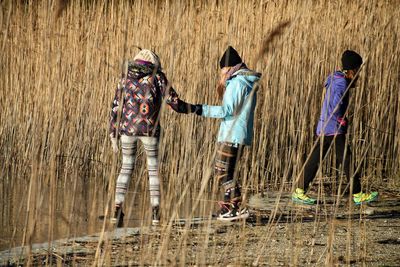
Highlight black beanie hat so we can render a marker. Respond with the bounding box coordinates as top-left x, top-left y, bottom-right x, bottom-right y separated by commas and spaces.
341, 50, 363, 70
219, 46, 242, 69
